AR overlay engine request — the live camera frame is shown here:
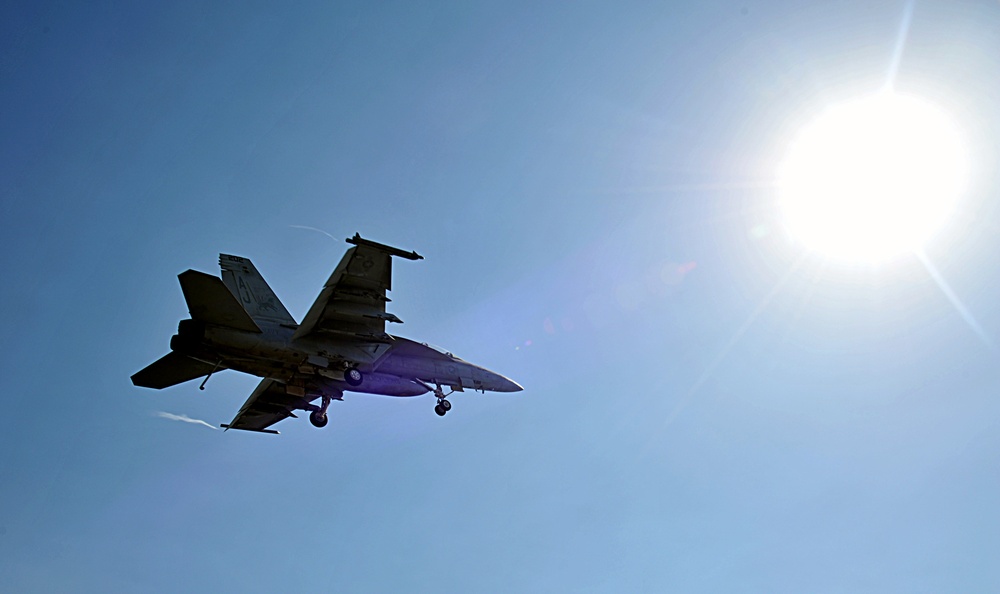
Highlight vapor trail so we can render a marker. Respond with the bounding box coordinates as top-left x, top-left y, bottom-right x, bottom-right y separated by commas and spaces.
155, 411, 218, 430
289, 225, 338, 242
